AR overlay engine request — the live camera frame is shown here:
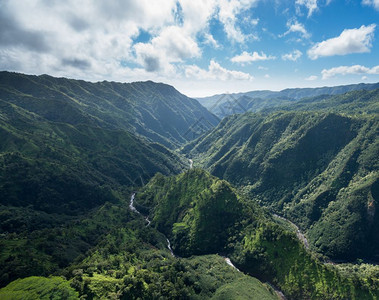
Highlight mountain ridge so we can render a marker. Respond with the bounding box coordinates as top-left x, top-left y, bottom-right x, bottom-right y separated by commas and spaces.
0, 71, 219, 148
197, 82, 379, 118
